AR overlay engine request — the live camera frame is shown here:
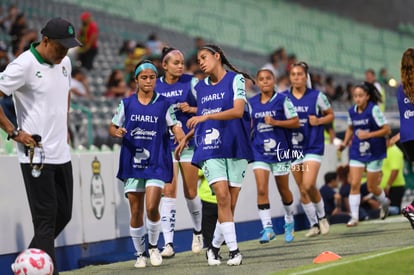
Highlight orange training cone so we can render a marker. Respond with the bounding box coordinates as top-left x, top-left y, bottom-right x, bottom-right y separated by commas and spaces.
313, 251, 342, 264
